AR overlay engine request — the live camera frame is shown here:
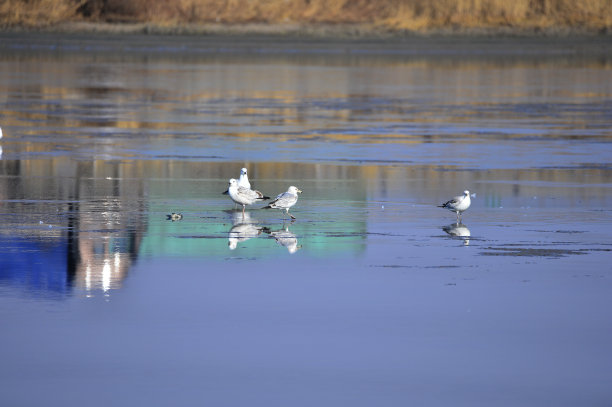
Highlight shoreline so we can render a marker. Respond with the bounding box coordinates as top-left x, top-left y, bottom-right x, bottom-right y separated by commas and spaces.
3, 21, 611, 39
1, 23, 611, 59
